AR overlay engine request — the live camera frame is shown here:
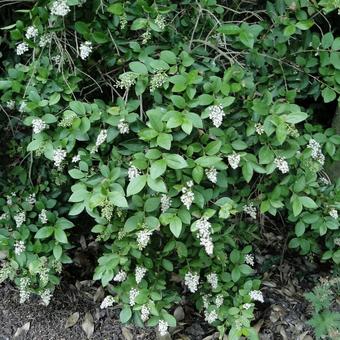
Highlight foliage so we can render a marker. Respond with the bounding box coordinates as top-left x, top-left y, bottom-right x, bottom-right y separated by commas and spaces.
0, 0, 339, 338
